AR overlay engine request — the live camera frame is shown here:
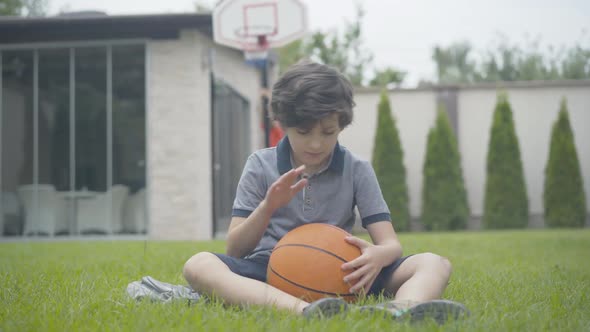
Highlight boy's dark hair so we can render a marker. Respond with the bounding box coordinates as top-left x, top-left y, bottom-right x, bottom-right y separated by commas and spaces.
270, 60, 355, 129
